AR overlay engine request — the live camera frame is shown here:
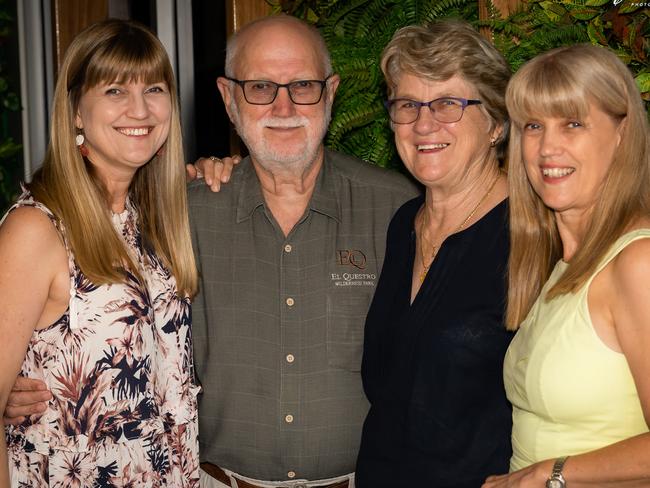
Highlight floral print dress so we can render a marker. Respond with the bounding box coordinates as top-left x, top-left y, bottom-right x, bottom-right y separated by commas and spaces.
3, 191, 200, 487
